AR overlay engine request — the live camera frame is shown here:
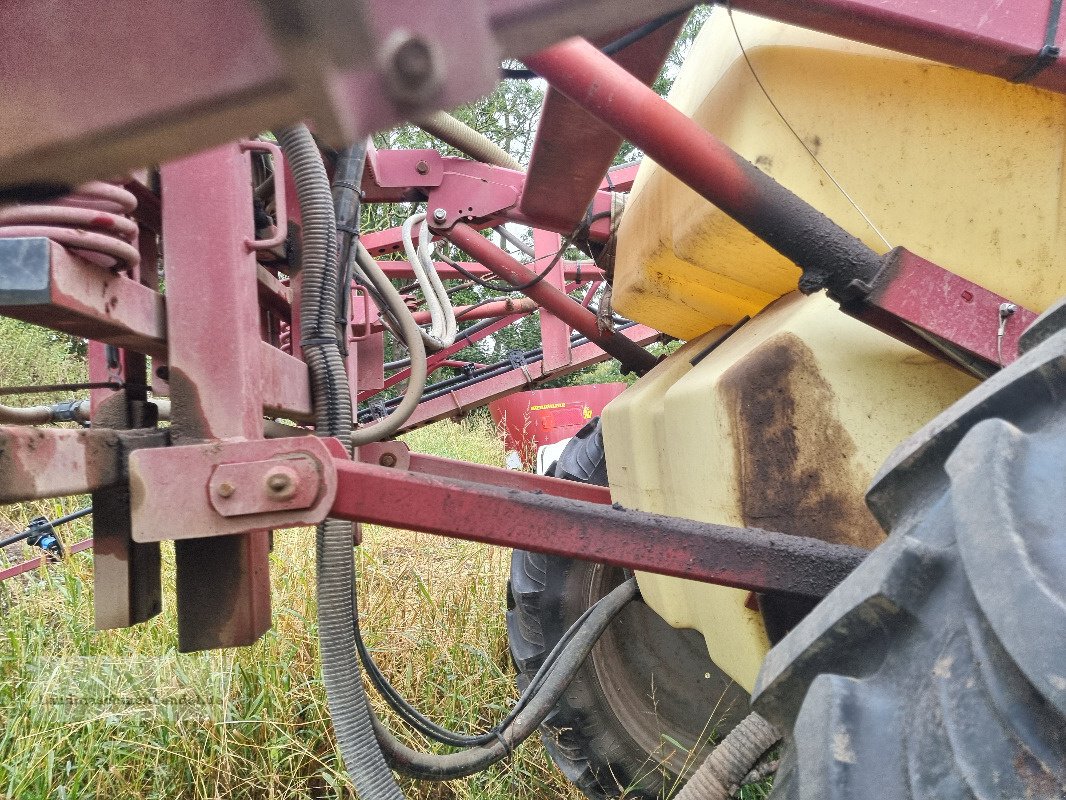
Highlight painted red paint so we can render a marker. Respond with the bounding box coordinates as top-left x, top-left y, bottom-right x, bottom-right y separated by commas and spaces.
489, 383, 626, 468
